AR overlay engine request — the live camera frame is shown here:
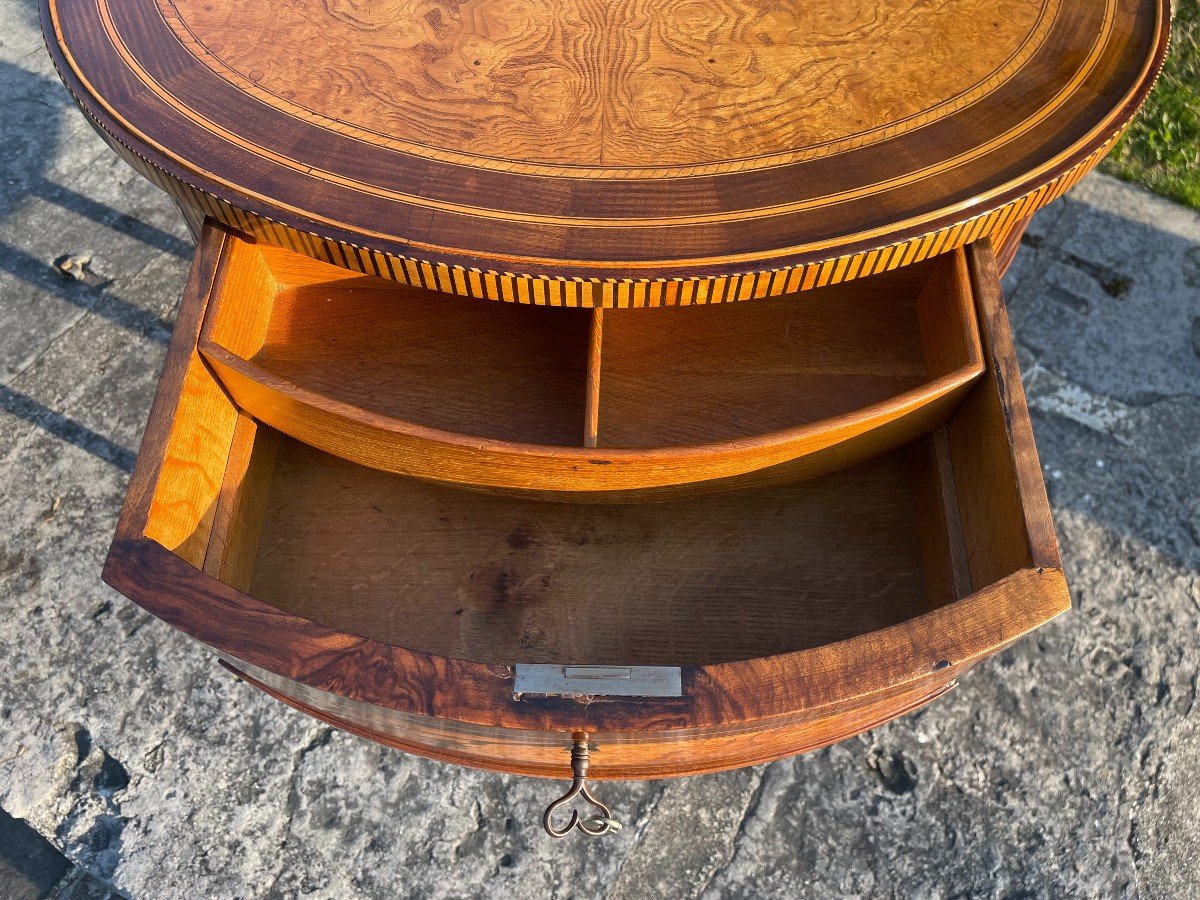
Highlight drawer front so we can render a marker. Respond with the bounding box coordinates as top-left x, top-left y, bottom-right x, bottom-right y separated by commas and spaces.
222, 657, 959, 780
